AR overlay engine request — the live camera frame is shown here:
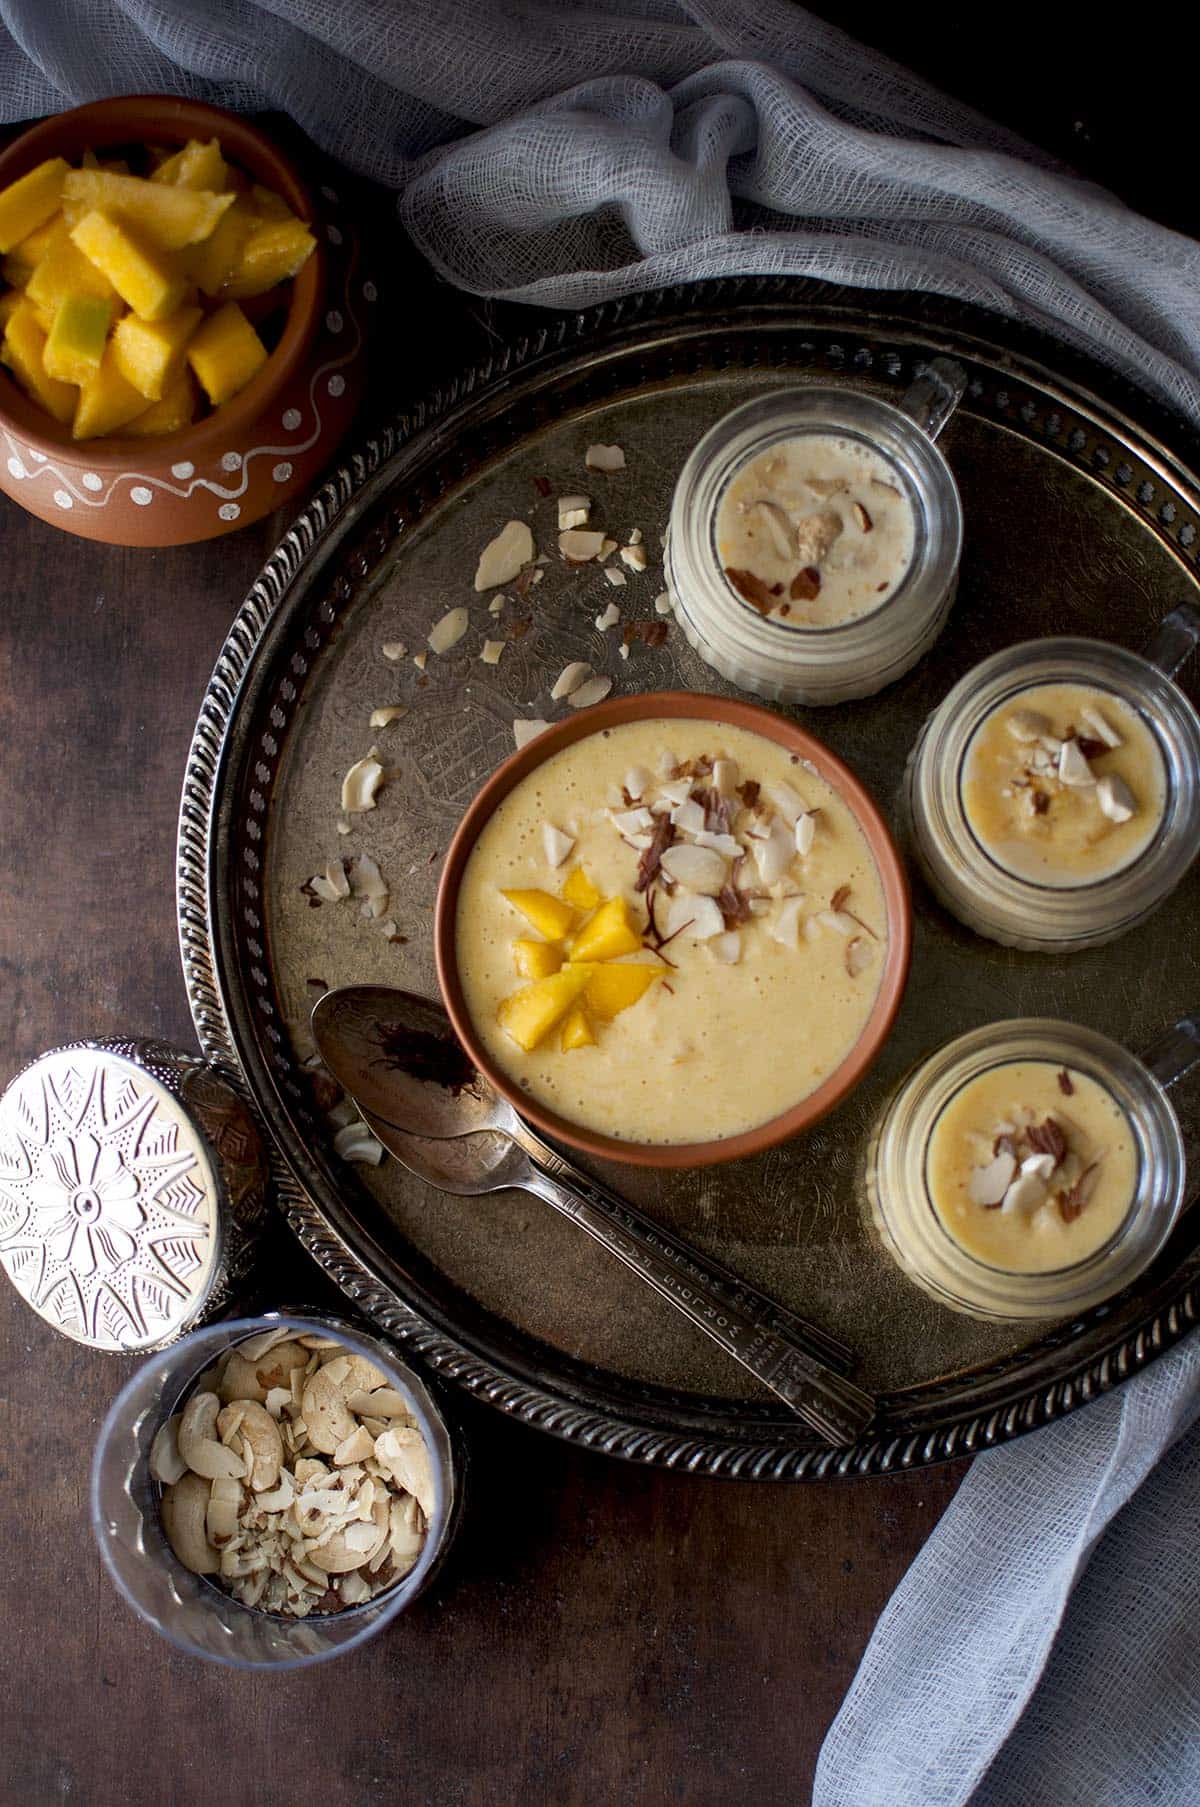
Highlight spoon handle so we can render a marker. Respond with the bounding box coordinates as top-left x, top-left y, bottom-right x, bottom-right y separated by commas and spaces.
517, 1136, 874, 1444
